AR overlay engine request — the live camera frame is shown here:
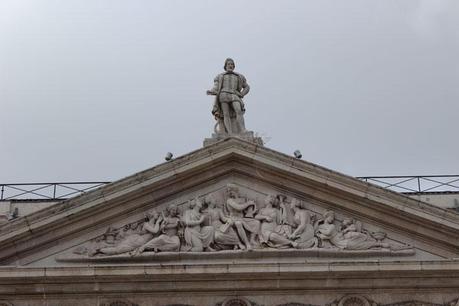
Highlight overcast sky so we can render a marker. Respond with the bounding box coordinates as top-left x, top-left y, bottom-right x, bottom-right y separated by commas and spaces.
1, 0, 458, 183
